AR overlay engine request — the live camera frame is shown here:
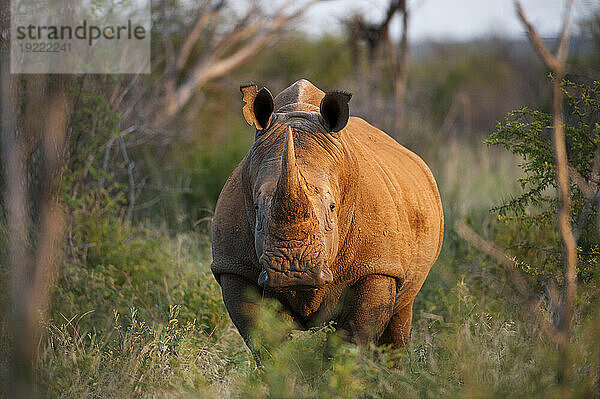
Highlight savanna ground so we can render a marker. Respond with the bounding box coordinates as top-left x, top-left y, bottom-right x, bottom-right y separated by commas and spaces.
1, 1, 600, 397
